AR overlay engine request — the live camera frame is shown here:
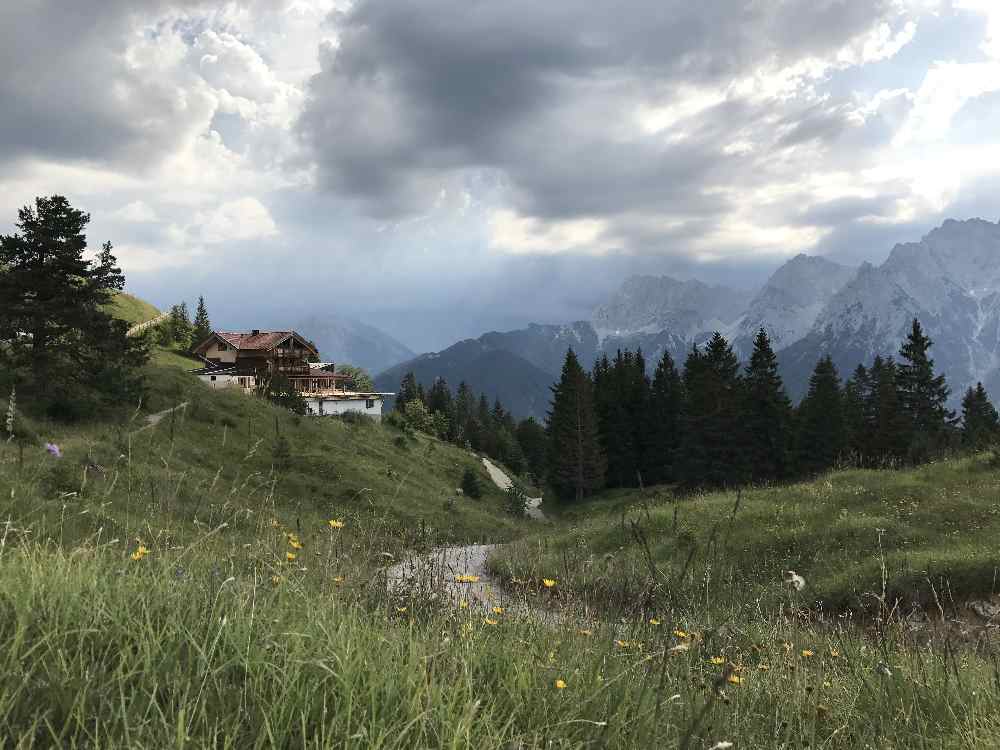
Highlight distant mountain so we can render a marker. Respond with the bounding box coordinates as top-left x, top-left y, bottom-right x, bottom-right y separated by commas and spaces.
728, 254, 857, 357
378, 217, 1000, 419
780, 218, 1000, 401
374, 341, 557, 419
297, 315, 415, 374
593, 275, 749, 340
